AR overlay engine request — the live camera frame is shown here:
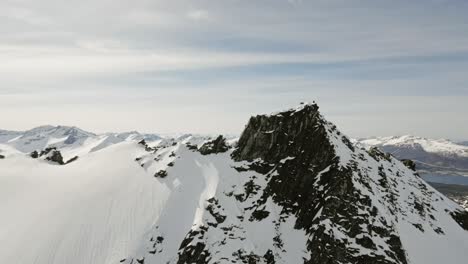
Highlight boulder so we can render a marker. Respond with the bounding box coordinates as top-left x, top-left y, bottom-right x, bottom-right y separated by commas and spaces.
155, 170, 168, 178
199, 135, 230, 155
45, 150, 65, 165
401, 159, 416, 171
30, 151, 39, 159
